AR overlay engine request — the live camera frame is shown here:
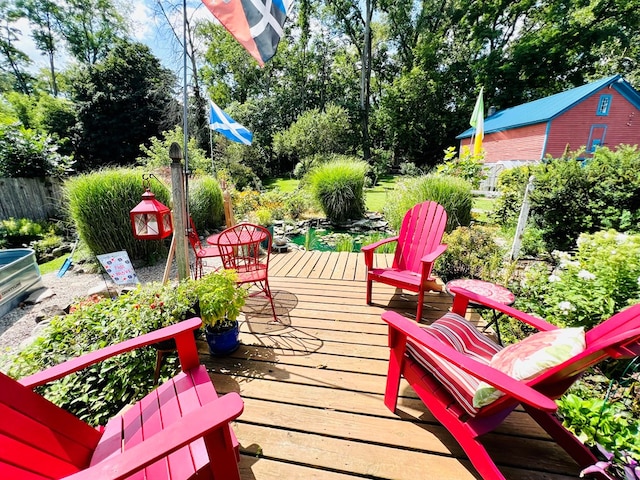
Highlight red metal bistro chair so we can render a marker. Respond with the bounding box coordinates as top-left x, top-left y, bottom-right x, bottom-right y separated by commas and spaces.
188, 217, 222, 279
362, 201, 448, 321
0, 318, 244, 480
217, 223, 278, 323
382, 286, 640, 479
